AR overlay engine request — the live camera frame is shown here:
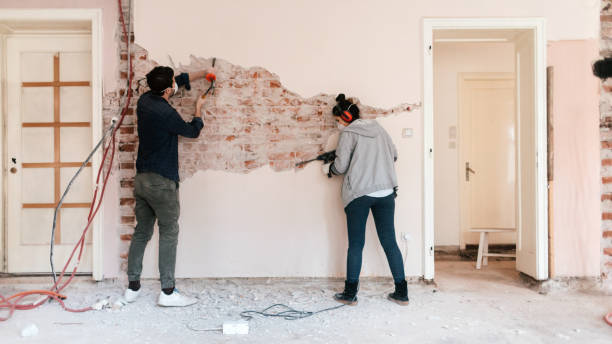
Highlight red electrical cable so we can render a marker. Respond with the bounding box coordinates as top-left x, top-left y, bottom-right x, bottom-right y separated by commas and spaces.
0, 0, 133, 321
